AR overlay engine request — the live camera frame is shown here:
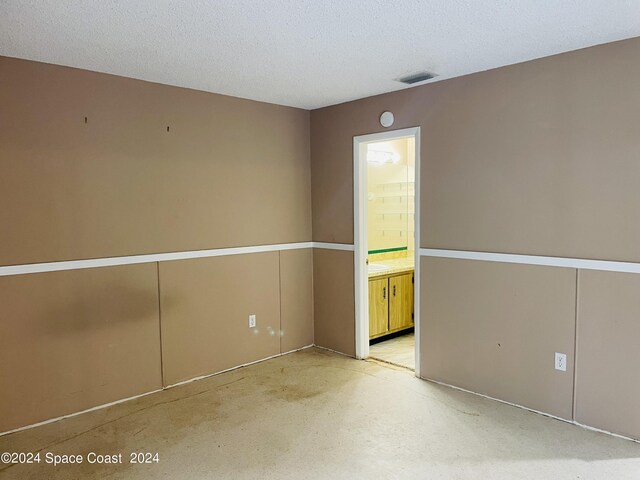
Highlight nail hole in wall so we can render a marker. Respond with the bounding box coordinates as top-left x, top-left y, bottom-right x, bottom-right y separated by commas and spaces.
167, 126, 170, 132
84, 117, 88, 124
